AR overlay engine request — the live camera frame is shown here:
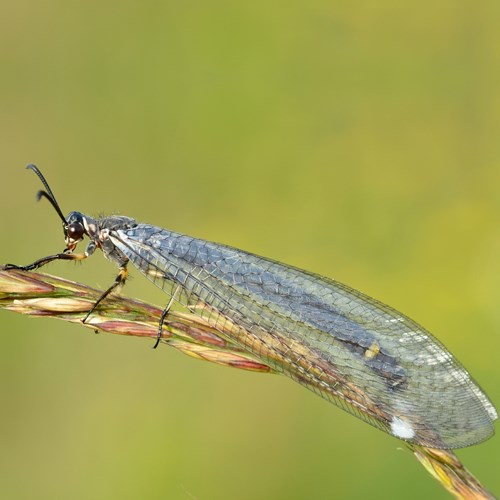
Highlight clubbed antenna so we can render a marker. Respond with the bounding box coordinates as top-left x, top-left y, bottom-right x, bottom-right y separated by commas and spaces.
26, 164, 67, 224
